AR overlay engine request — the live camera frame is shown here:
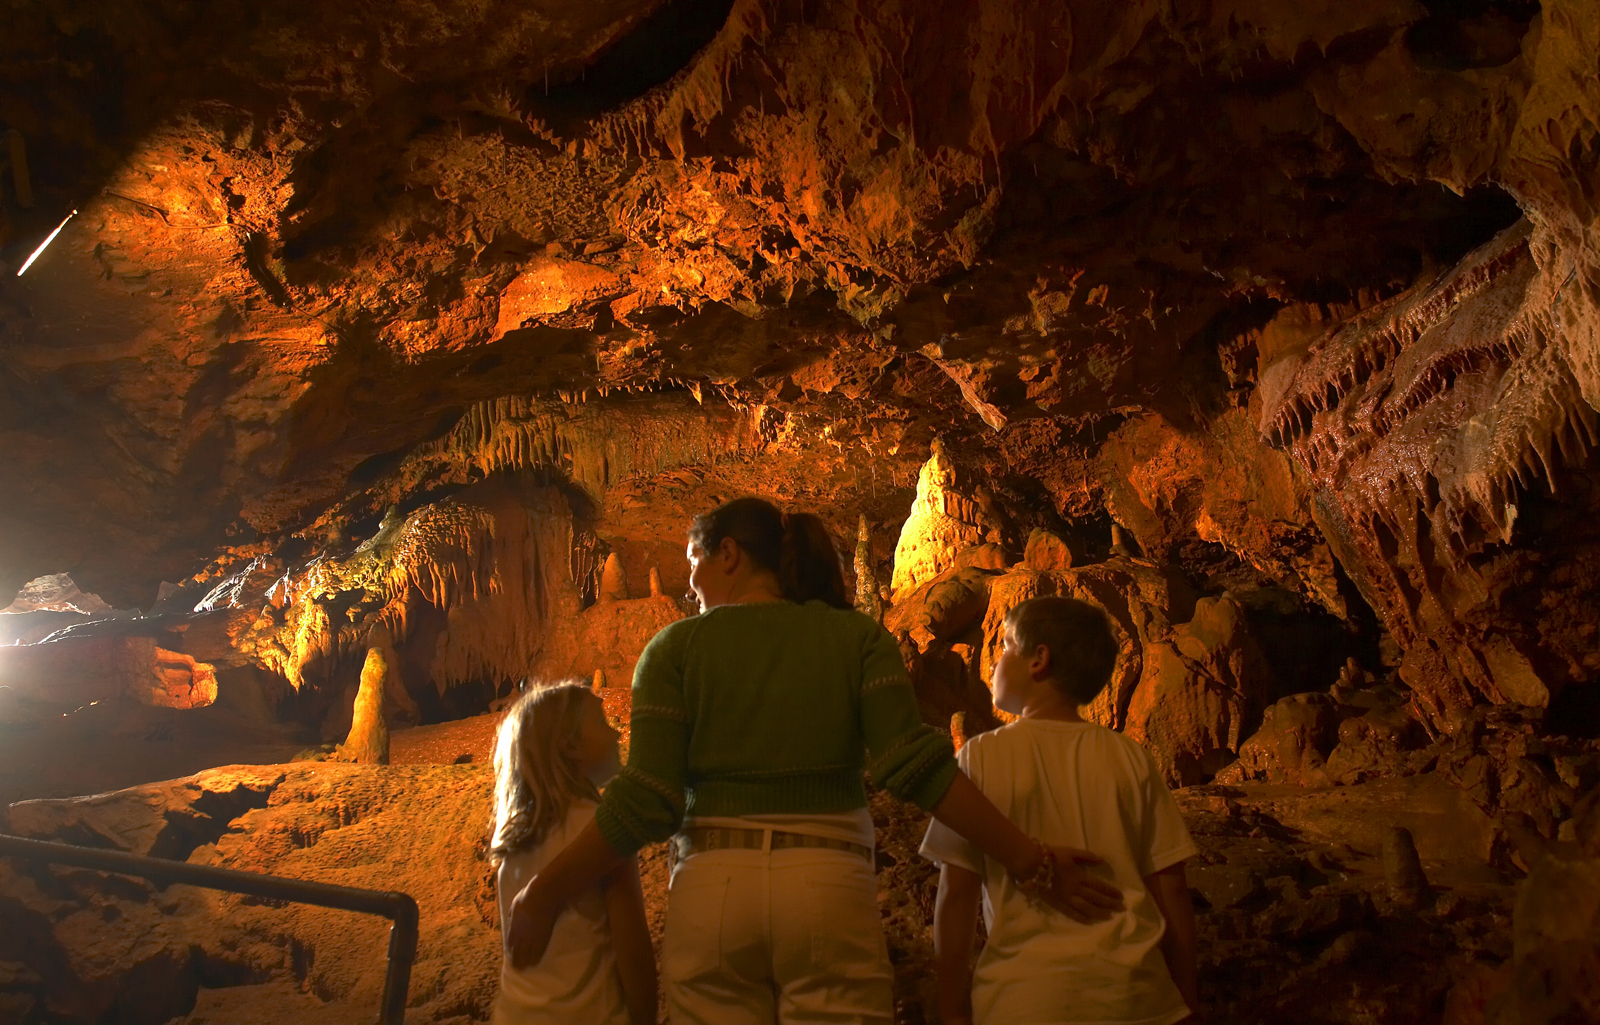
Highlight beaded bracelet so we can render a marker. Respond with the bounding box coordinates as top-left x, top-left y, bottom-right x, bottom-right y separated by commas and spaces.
1011, 840, 1058, 907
